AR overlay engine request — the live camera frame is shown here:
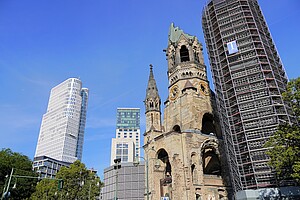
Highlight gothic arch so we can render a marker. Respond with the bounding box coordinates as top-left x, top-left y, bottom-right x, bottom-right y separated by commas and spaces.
149, 100, 154, 108
191, 152, 199, 183
172, 125, 181, 133
201, 139, 221, 176
157, 148, 172, 178
201, 112, 216, 135
180, 45, 190, 62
